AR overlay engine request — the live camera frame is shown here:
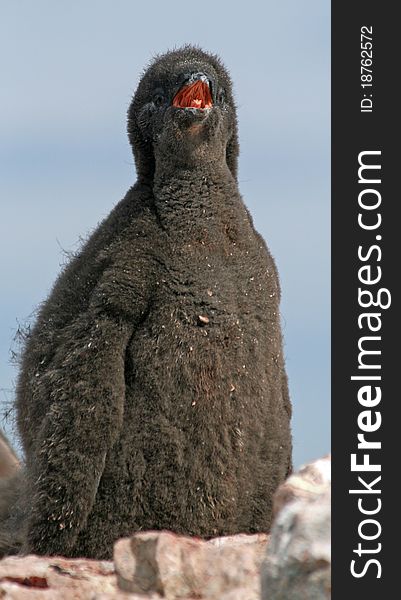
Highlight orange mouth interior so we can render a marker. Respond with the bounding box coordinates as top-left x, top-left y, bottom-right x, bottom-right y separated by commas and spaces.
172, 80, 213, 109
